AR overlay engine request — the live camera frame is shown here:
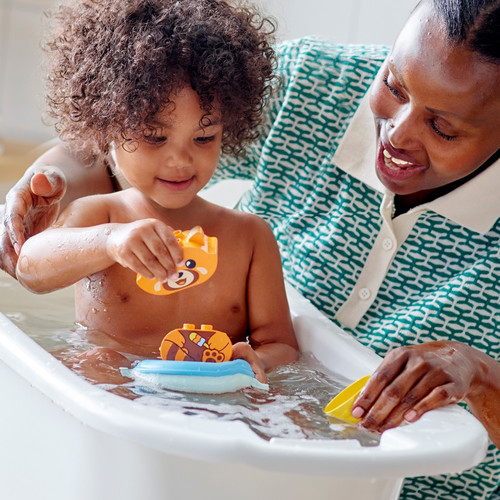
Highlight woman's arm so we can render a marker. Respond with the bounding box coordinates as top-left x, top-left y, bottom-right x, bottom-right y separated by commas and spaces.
351, 340, 500, 446
232, 215, 299, 381
1, 142, 114, 277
